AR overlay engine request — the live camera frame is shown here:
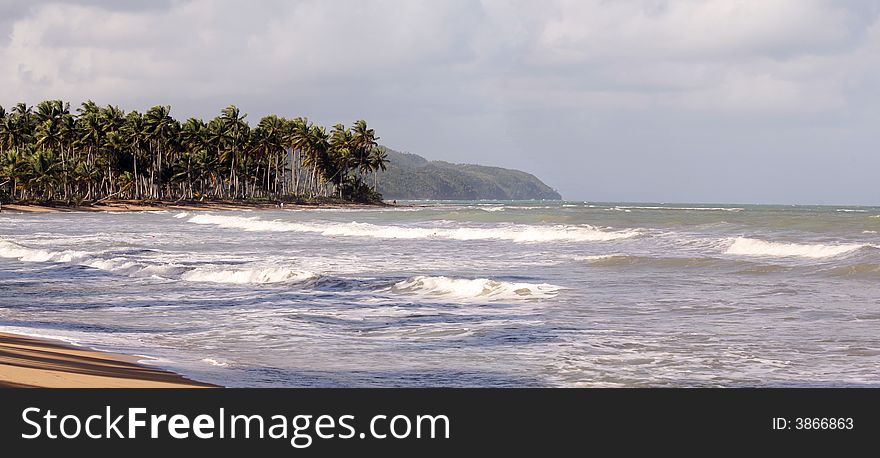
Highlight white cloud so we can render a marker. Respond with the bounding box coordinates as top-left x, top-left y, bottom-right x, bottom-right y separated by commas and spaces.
1, 0, 879, 203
